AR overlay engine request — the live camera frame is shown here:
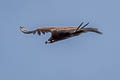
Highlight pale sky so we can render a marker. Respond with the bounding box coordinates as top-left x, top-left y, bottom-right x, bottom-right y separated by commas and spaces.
0, 0, 120, 80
